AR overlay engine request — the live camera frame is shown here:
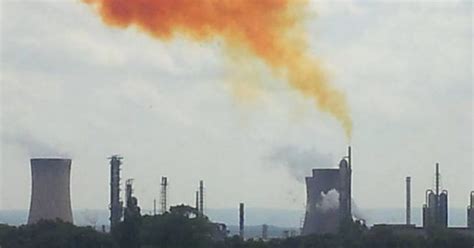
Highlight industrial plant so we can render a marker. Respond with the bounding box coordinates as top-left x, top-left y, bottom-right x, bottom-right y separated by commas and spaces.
23, 147, 473, 241
370, 163, 474, 238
